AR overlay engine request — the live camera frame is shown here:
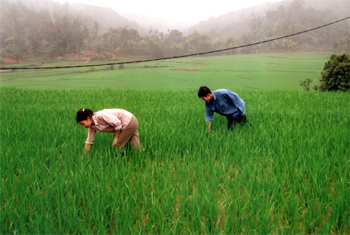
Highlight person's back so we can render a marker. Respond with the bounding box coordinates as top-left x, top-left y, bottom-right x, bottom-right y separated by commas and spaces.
198, 86, 247, 131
